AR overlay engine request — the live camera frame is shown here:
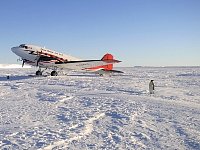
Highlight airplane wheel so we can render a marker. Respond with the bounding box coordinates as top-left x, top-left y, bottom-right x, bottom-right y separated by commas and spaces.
36, 71, 42, 76
51, 71, 58, 76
